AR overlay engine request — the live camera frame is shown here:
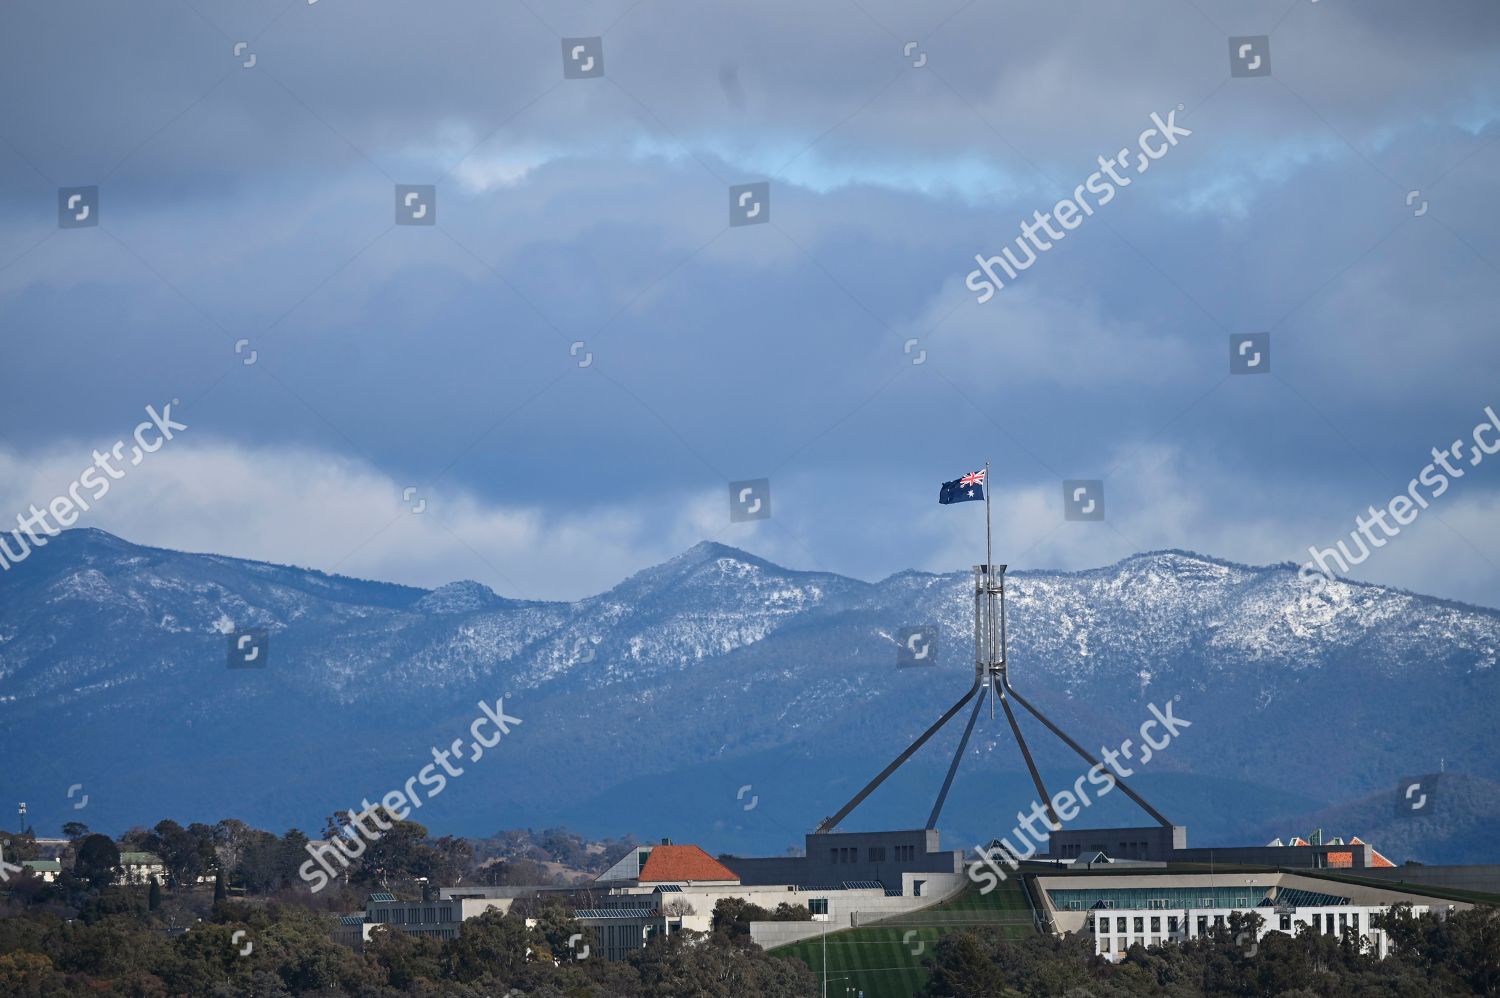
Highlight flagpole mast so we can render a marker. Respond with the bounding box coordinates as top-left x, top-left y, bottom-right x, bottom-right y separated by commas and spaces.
984, 460, 992, 578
